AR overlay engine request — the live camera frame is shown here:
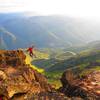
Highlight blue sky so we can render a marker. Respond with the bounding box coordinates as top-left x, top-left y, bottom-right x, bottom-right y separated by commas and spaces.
0, 0, 100, 19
